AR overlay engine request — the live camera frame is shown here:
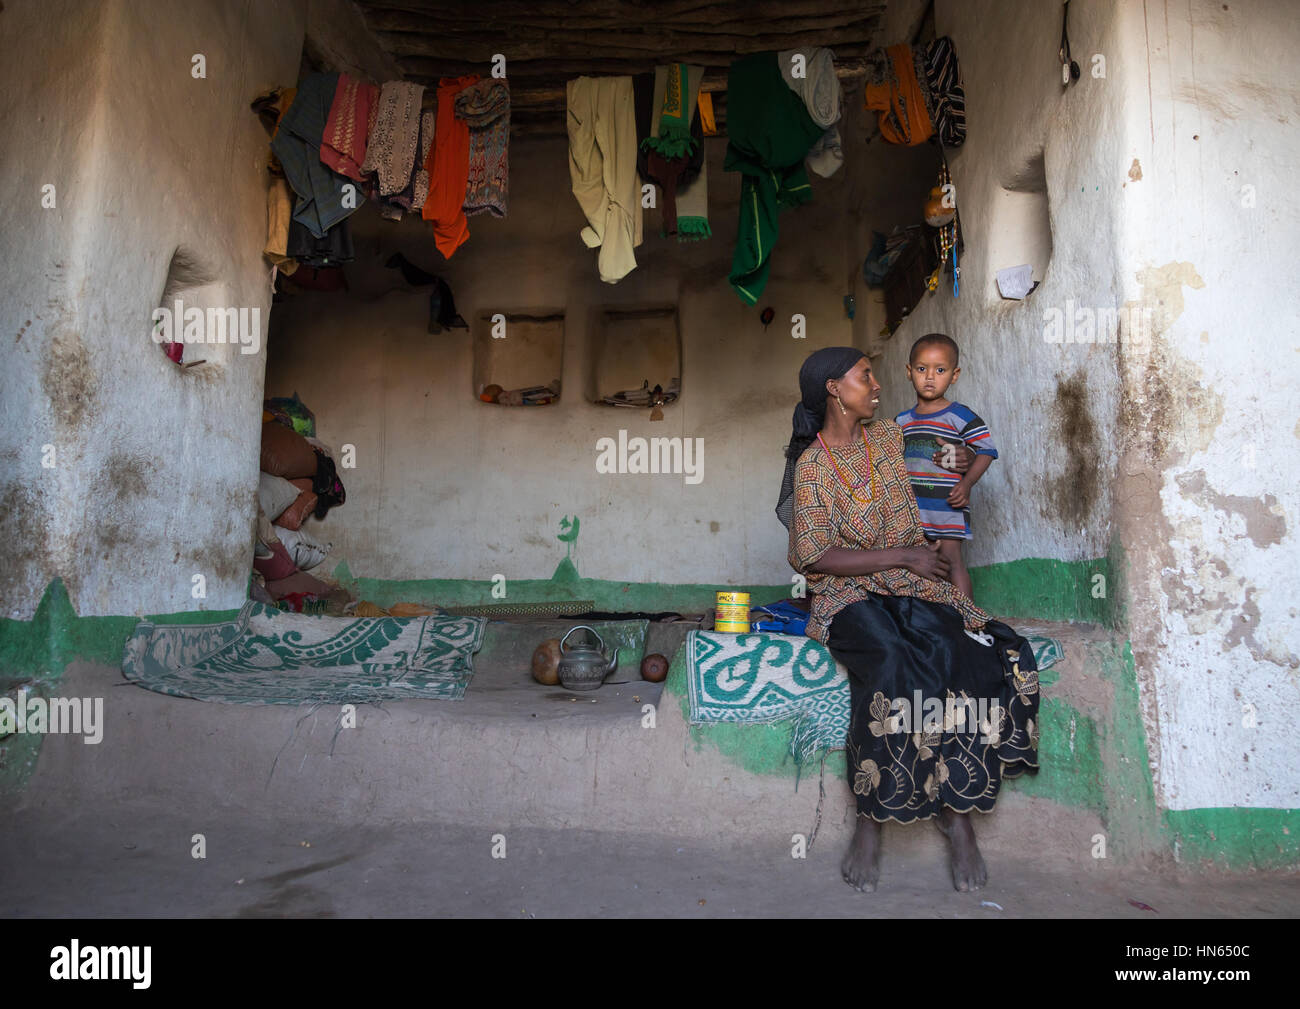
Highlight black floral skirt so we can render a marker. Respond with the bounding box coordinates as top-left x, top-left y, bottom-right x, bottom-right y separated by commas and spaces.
825, 593, 1040, 824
